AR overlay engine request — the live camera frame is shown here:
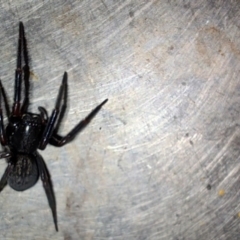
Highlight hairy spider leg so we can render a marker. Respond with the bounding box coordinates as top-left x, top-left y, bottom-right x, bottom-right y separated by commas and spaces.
36, 152, 58, 231
12, 22, 23, 116
39, 72, 67, 150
